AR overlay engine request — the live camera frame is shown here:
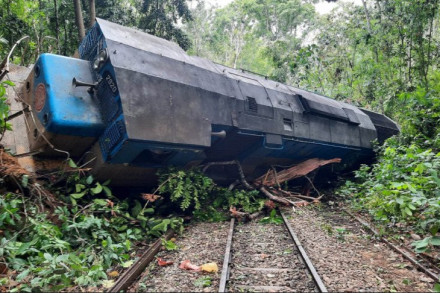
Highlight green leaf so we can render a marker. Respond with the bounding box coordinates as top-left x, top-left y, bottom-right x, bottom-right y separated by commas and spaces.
71, 192, 86, 199
68, 159, 77, 168
434, 283, 440, 293
93, 199, 107, 206
21, 175, 28, 188
144, 208, 154, 214
431, 236, 440, 246
102, 186, 112, 197
131, 200, 142, 218
91, 183, 102, 194
86, 175, 94, 185
75, 184, 85, 193
44, 253, 52, 260
16, 269, 30, 281
3, 80, 14, 86
194, 276, 212, 287
122, 260, 134, 268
